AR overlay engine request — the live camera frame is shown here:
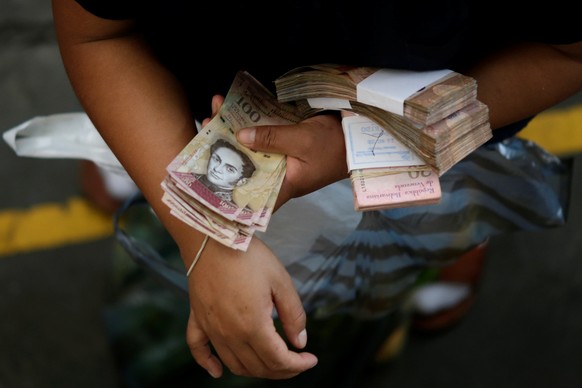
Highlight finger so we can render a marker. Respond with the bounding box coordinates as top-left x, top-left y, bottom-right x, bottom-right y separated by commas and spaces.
272, 275, 309, 350
207, 335, 252, 378
209, 293, 316, 378
218, 341, 262, 377
211, 94, 224, 116
186, 310, 223, 378
249, 275, 318, 377
201, 117, 211, 127
236, 123, 311, 156
236, 114, 343, 158
205, 322, 297, 379
221, 317, 317, 379
201, 94, 225, 128
202, 305, 309, 378
250, 321, 318, 379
